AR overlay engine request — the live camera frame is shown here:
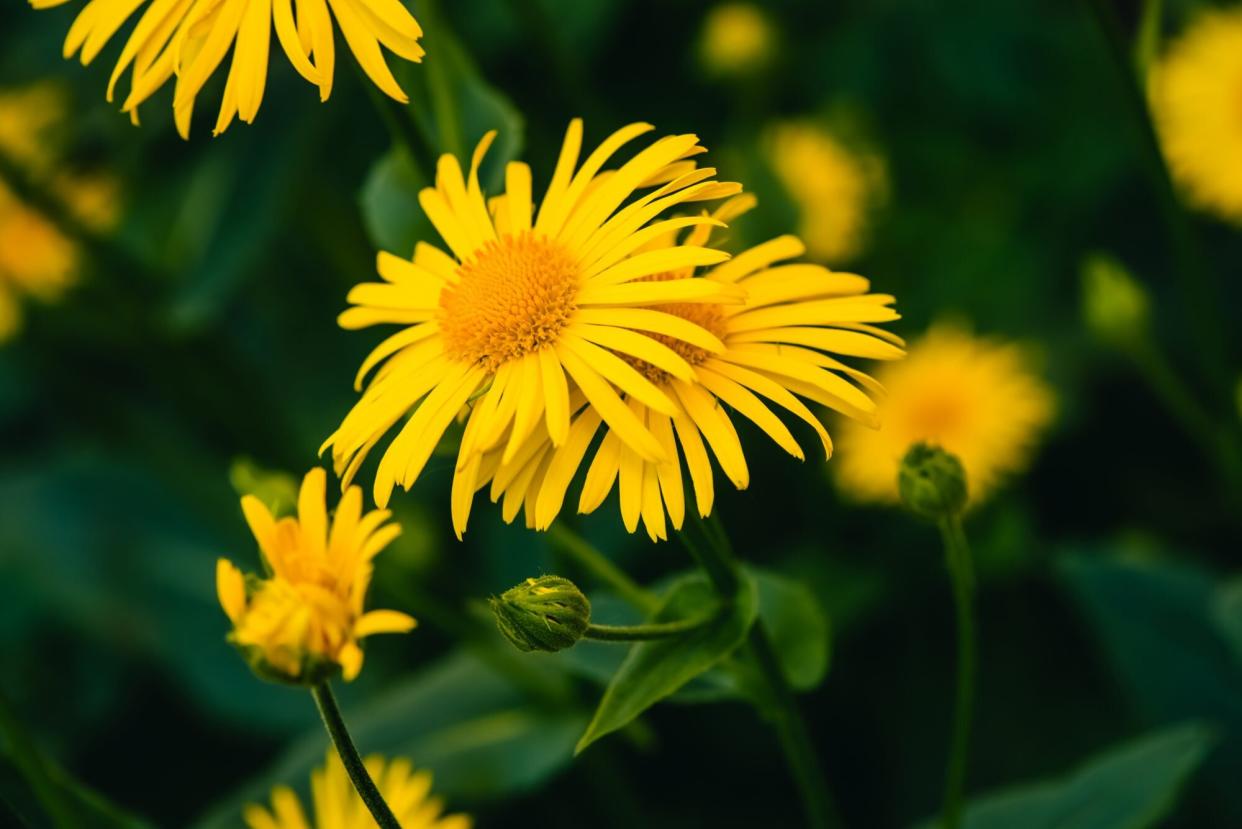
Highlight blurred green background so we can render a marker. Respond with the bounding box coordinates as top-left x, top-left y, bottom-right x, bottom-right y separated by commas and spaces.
1, 0, 1240, 826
